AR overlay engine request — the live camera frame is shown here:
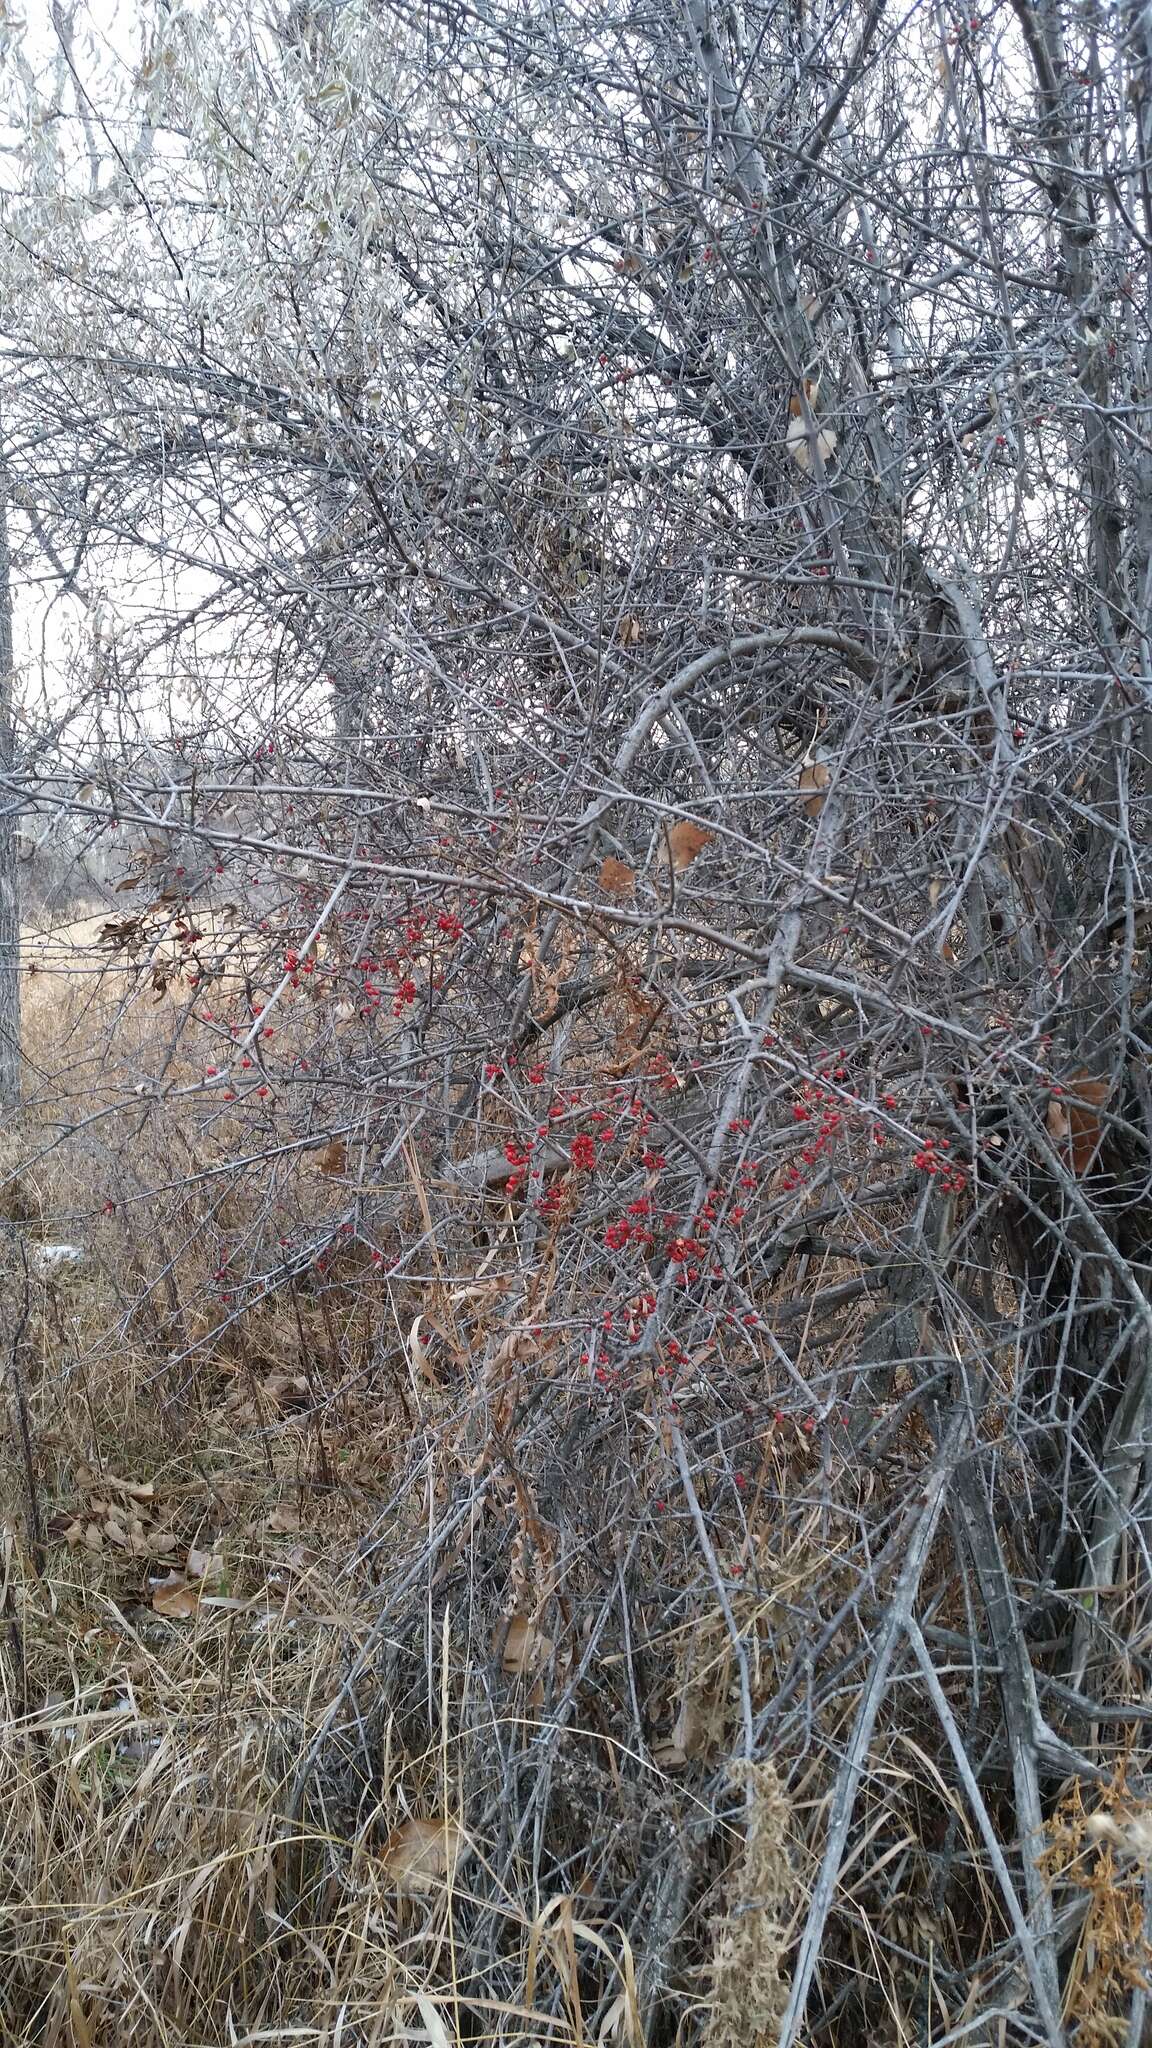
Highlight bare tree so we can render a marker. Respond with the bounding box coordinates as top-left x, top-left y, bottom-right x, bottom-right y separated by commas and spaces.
4, 3, 1152, 2044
